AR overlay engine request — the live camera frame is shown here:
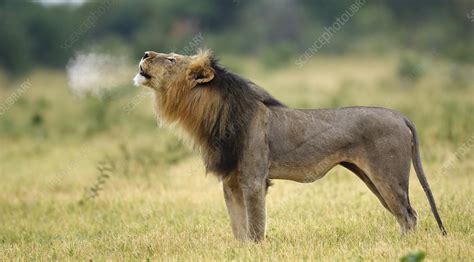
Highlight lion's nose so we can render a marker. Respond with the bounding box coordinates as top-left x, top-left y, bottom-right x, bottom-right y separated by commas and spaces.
143, 51, 159, 60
